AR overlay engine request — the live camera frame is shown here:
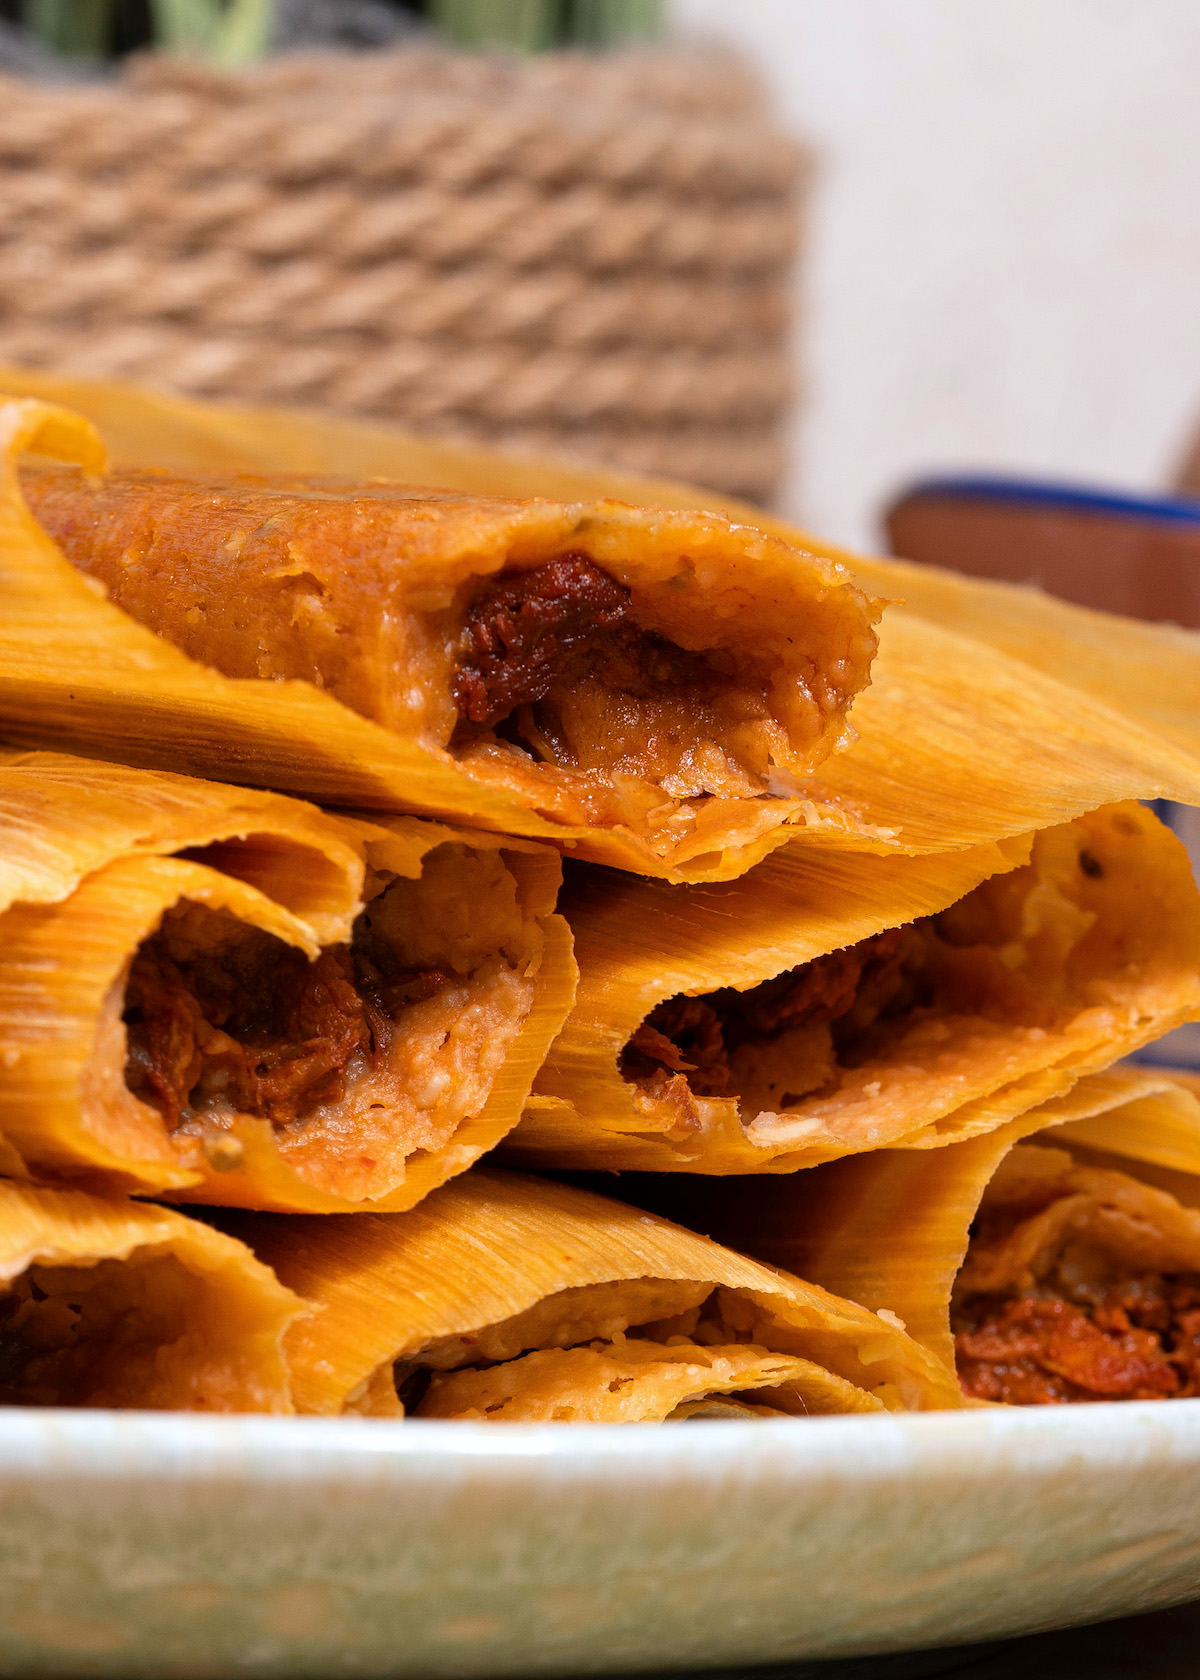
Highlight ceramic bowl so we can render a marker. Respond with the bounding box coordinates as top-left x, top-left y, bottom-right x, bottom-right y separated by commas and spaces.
2, 1401, 1200, 1678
